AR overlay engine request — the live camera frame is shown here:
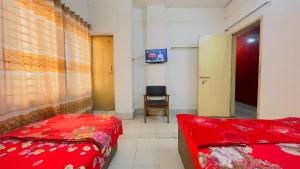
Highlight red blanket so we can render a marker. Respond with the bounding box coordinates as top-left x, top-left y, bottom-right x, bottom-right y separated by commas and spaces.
177, 114, 300, 169
0, 114, 123, 150
177, 114, 300, 148
0, 139, 110, 169
0, 114, 123, 169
